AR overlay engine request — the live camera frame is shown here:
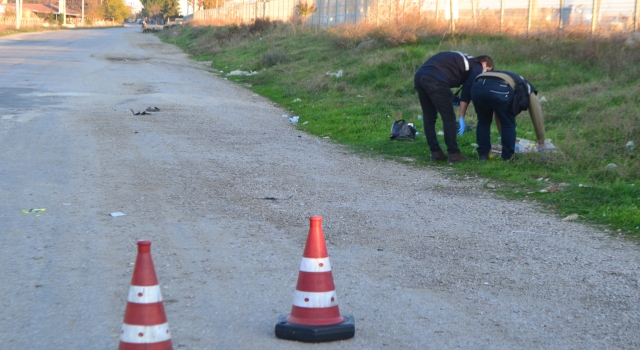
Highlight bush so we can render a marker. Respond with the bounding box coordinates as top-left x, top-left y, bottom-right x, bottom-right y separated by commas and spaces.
259, 51, 289, 67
